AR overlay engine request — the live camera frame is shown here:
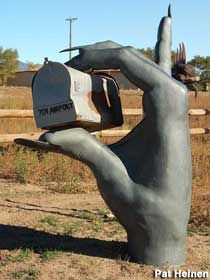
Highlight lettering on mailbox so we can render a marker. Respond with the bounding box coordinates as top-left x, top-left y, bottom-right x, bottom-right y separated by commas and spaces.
38, 101, 74, 116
